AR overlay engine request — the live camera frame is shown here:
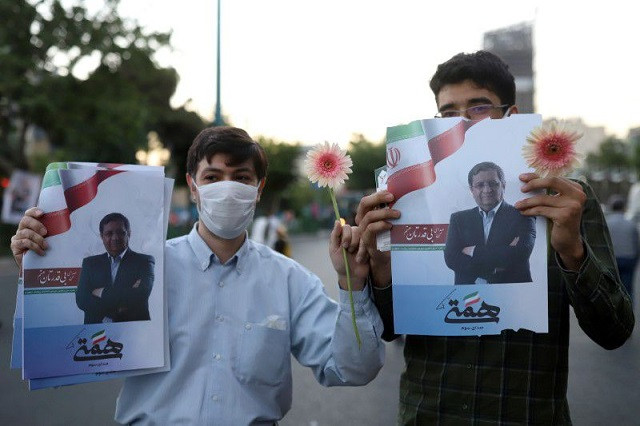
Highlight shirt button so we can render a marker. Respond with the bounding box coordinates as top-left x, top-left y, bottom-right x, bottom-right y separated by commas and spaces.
218, 281, 224, 287
216, 315, 224, 322
214, 354, 221, 360
245, 323, 252, 330
467, 363, 472, 369
462, 404, 468, 410
212, 395, 219, 401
